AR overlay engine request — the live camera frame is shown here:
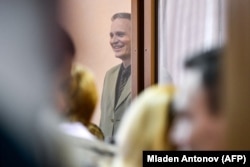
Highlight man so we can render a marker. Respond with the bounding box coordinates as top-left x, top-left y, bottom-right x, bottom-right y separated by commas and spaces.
170, 48, 227, 150
100, 13, 132, 141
